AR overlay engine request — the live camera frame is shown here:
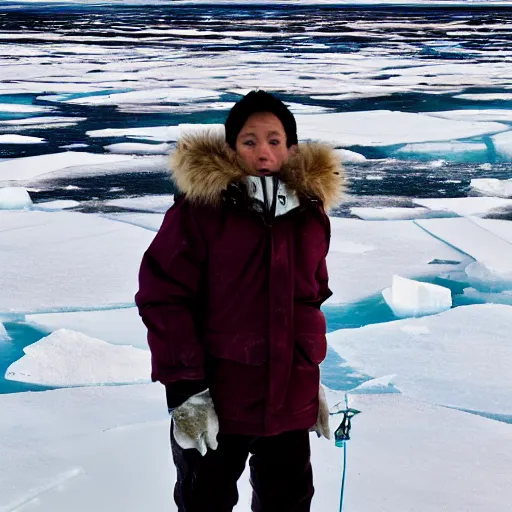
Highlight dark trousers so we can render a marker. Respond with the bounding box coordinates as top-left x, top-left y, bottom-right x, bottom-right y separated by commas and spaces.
170, 424, 314, 512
